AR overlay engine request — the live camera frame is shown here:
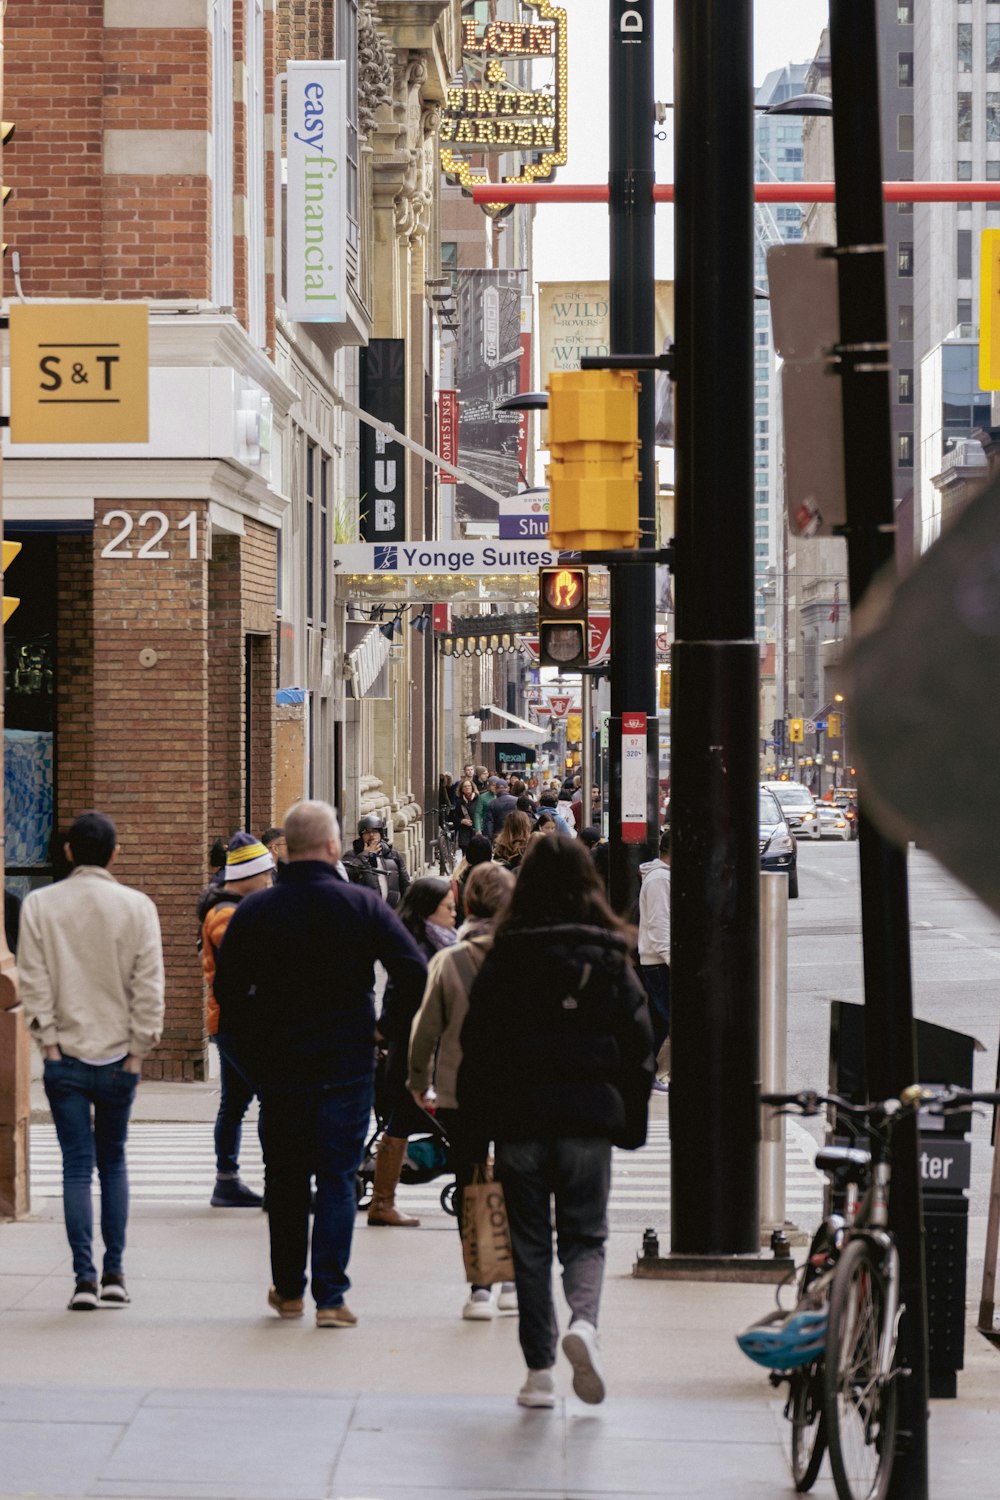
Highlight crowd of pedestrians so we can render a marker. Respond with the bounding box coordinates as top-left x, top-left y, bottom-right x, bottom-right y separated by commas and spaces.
21, 772, 670, 1409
